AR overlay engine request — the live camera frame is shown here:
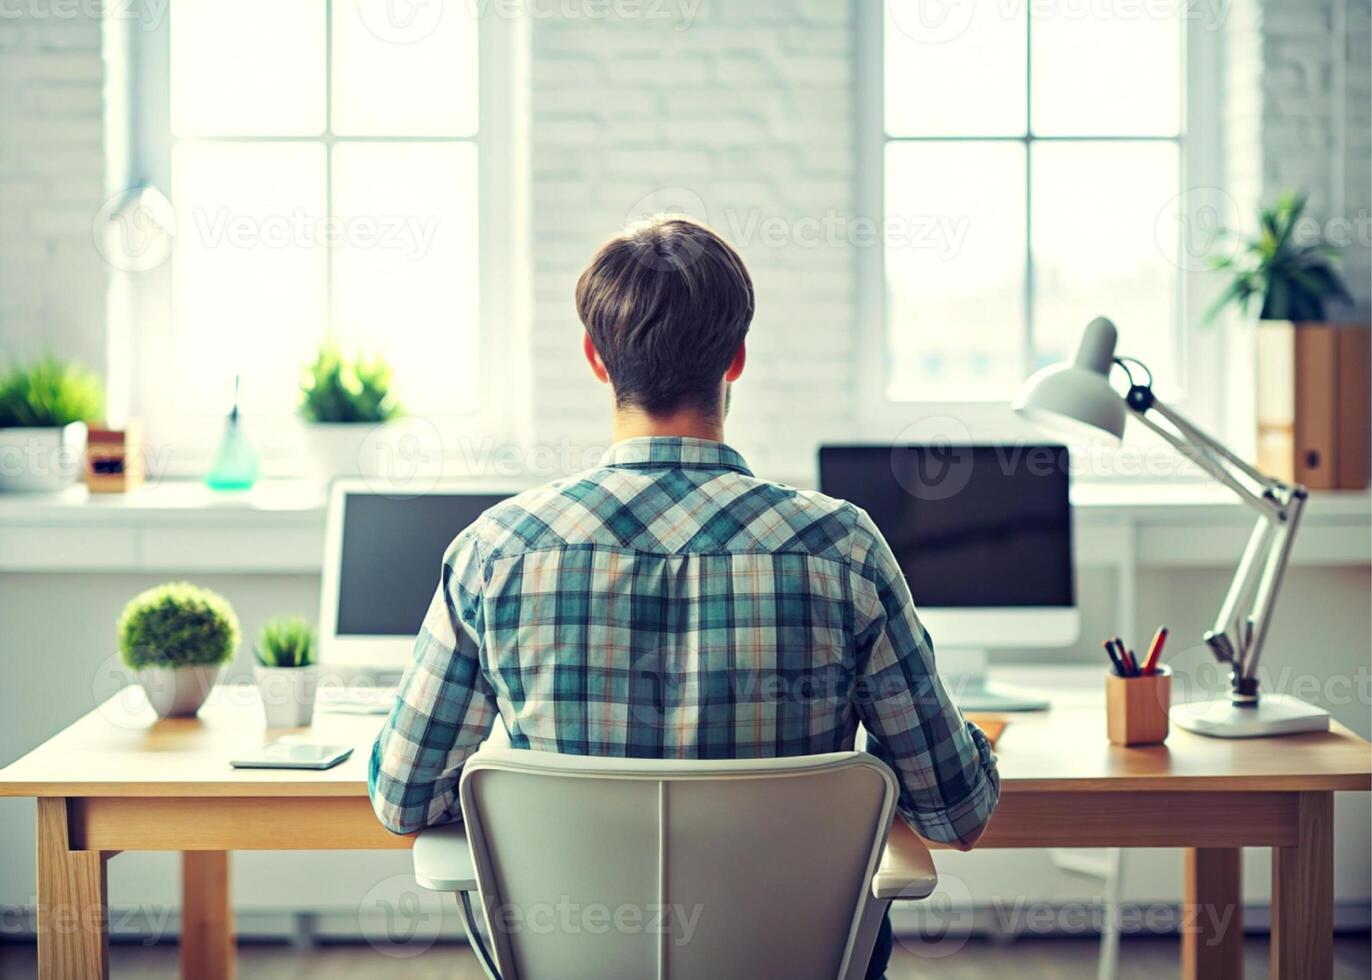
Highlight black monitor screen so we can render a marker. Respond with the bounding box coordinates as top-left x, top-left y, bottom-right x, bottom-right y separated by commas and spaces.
818, 445, 1073, 608
335, 493, 510, 636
